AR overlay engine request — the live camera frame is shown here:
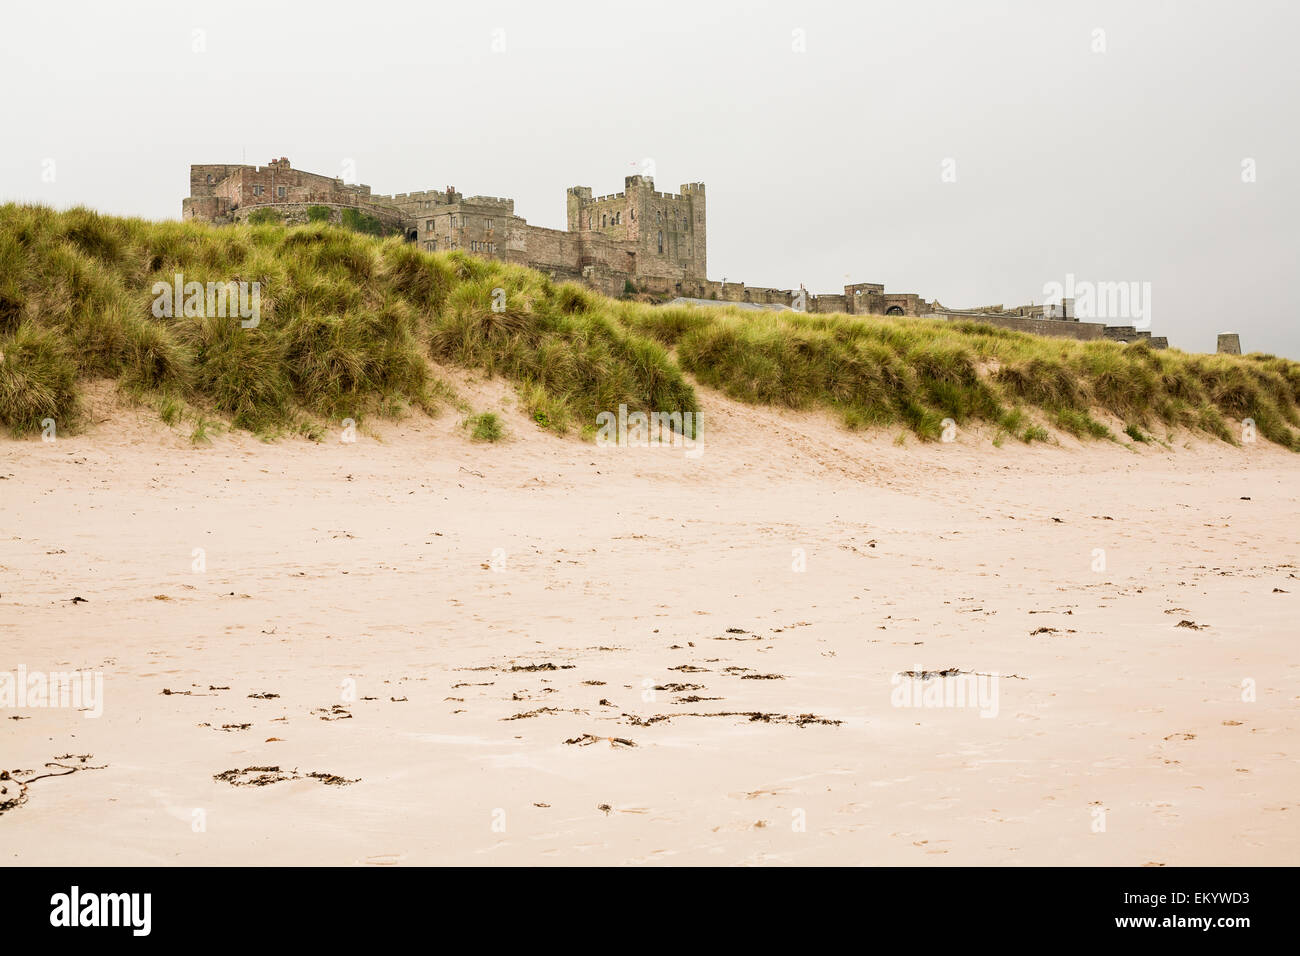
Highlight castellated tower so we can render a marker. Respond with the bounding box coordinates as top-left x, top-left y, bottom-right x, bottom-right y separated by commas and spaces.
565, 175, 706, 282
679, 181, 706, 280
565, 186, 592, 233
621, 174, 654, 246
620, 174, 706, 280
